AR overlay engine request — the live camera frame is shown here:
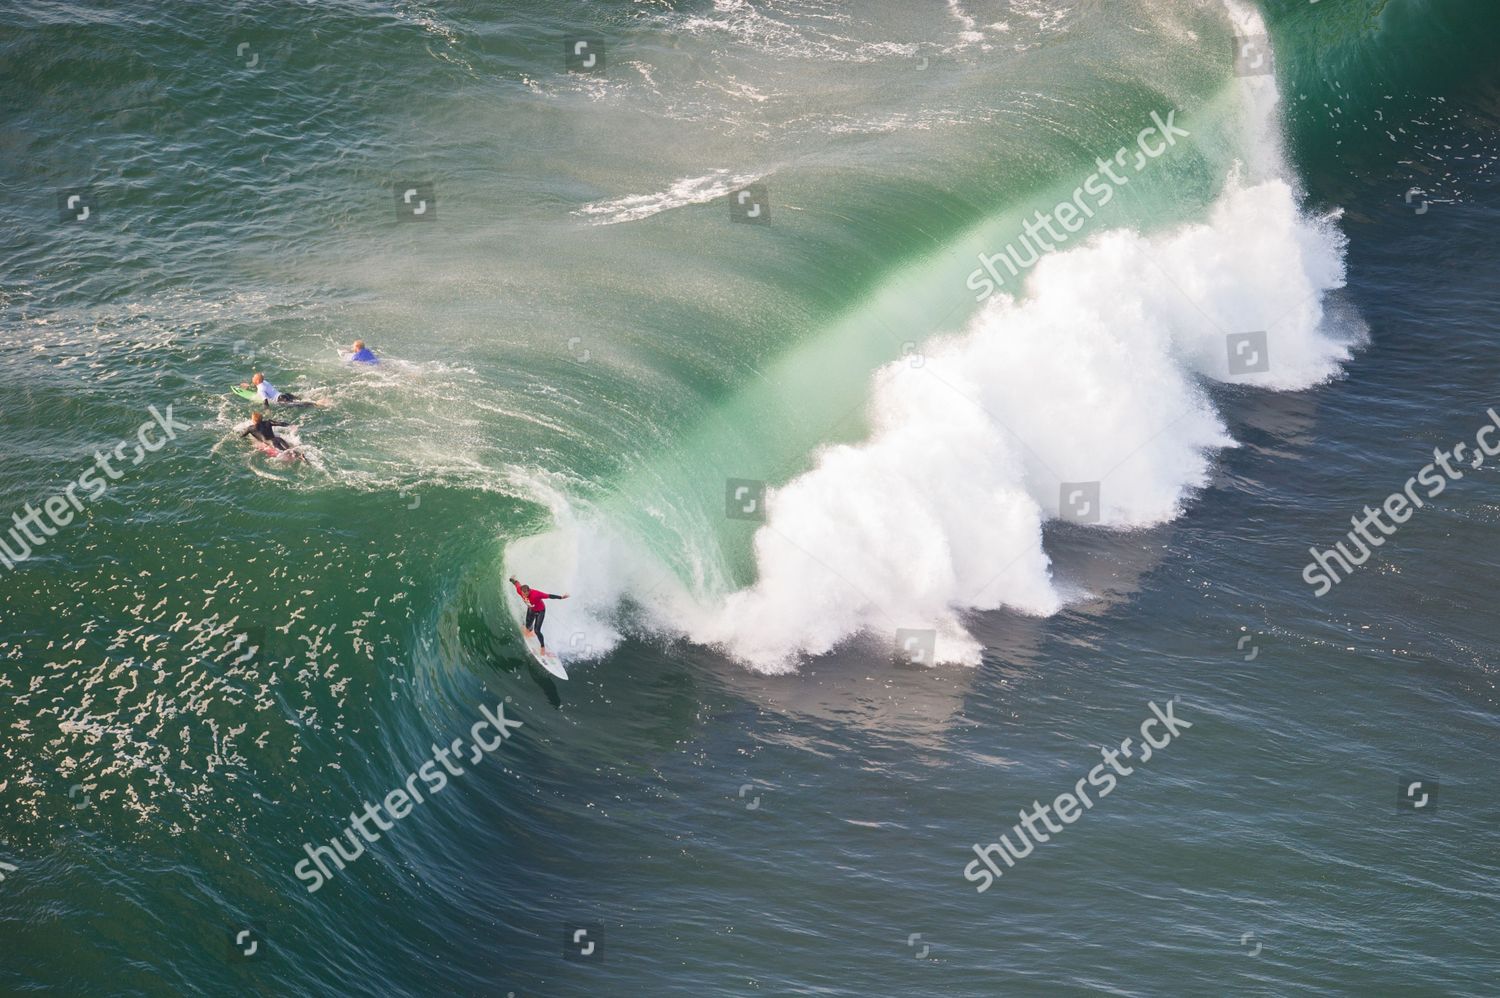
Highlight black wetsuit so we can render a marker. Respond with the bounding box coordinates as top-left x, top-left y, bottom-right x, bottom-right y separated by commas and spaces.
242, 419, 291, 451
526, 605, 547, 646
